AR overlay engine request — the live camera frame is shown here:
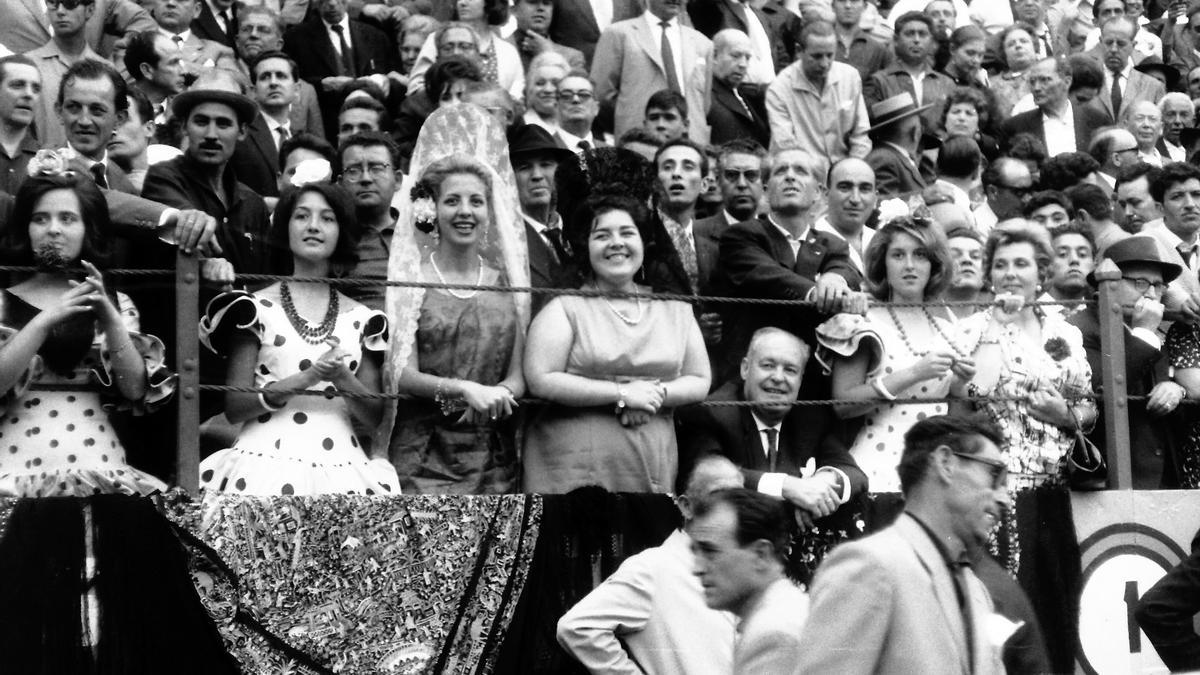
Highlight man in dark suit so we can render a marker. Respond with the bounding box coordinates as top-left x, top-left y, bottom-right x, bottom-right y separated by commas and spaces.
676, 327, 866, 519
865, 92, 932, 199
508, 124, 577, 315
548, 0, 642, 66
192, 0, 239, 51
707, 29, 769, 147
696, 138, 764, 229
718, 147, 862, 388
1000, 55, 1114, 156
283, 0, 396, 142
231, 50, 299, 197
687, 0, 779, 82
1070, 235, 1187, 488
555, 71, 606, 151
